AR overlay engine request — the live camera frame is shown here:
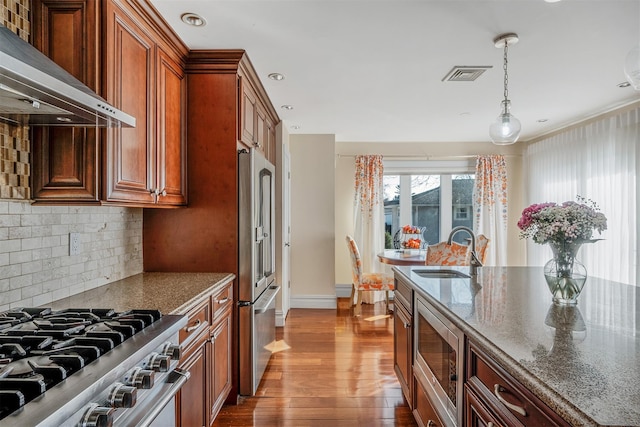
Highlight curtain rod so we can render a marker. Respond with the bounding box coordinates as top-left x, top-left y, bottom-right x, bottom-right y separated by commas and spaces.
335, 154, 521, 160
